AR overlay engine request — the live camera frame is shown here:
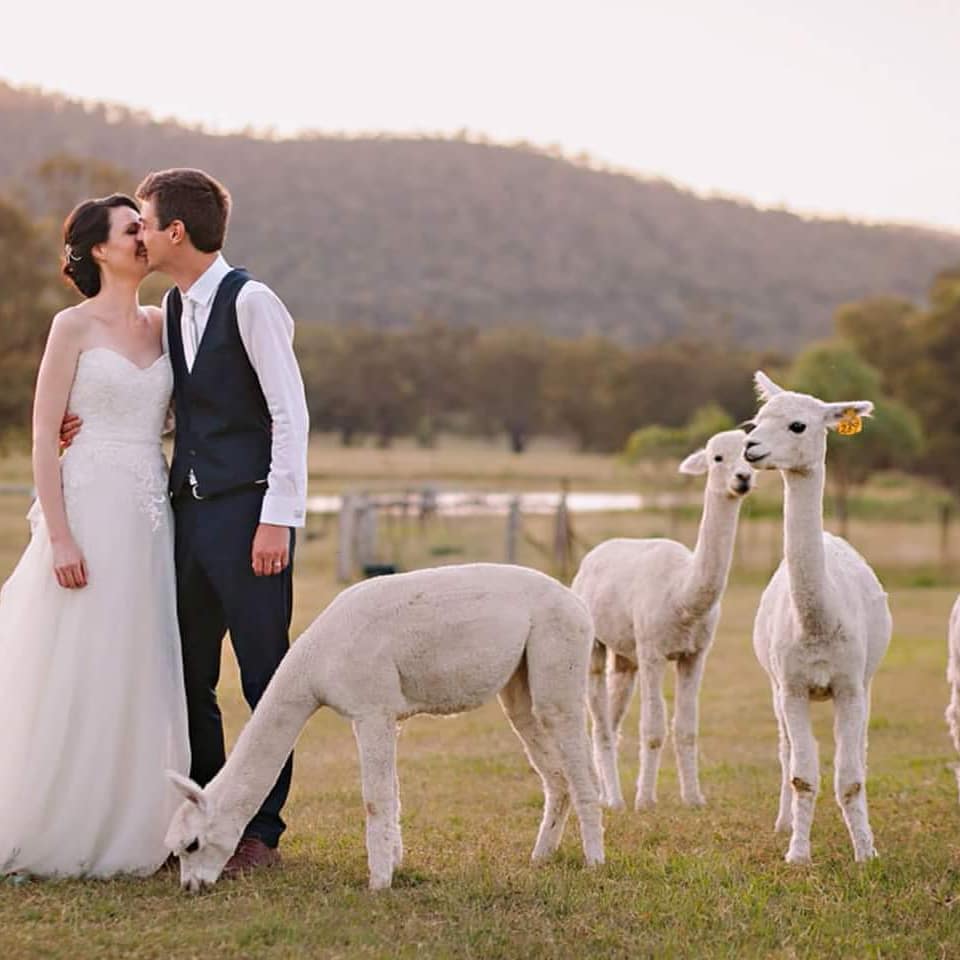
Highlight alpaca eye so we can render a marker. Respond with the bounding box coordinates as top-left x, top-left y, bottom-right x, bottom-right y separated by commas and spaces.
185, 839, 199, 854
713, 455, 723, 462
788, 422, 806, 434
